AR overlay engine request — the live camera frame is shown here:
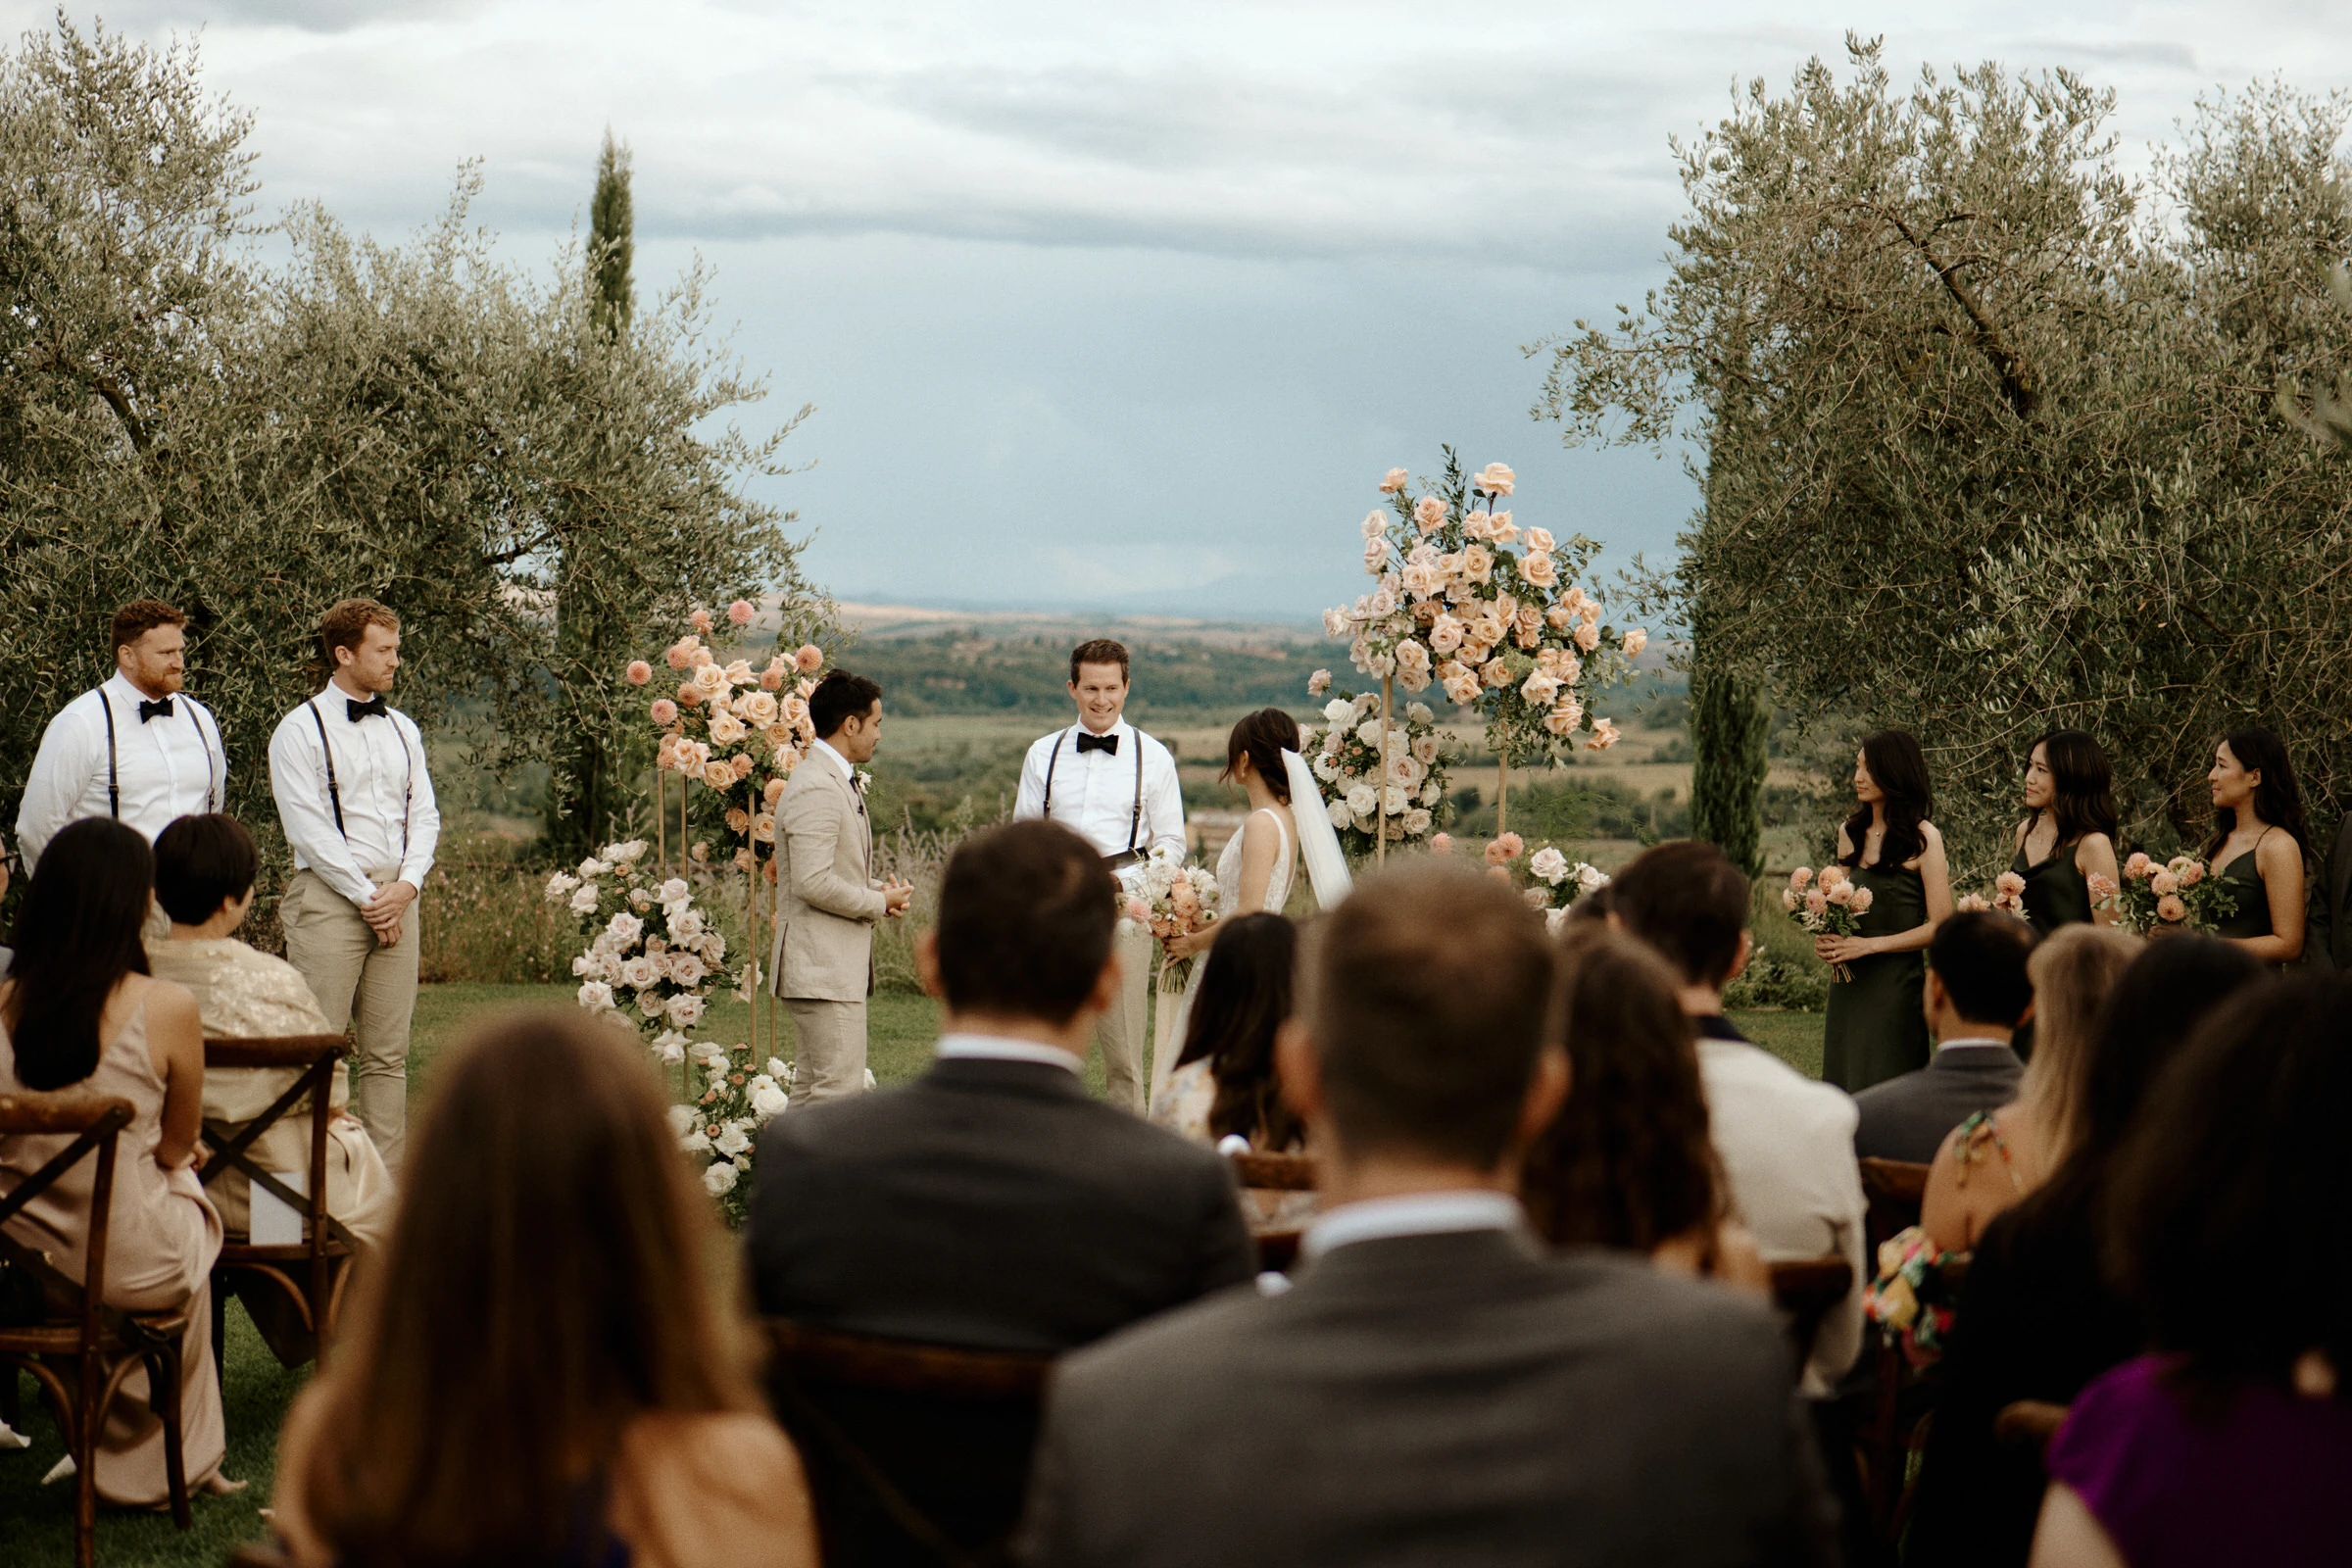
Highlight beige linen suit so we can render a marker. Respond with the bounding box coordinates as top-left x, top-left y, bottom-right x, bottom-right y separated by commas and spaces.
768, 749, 886, 1102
